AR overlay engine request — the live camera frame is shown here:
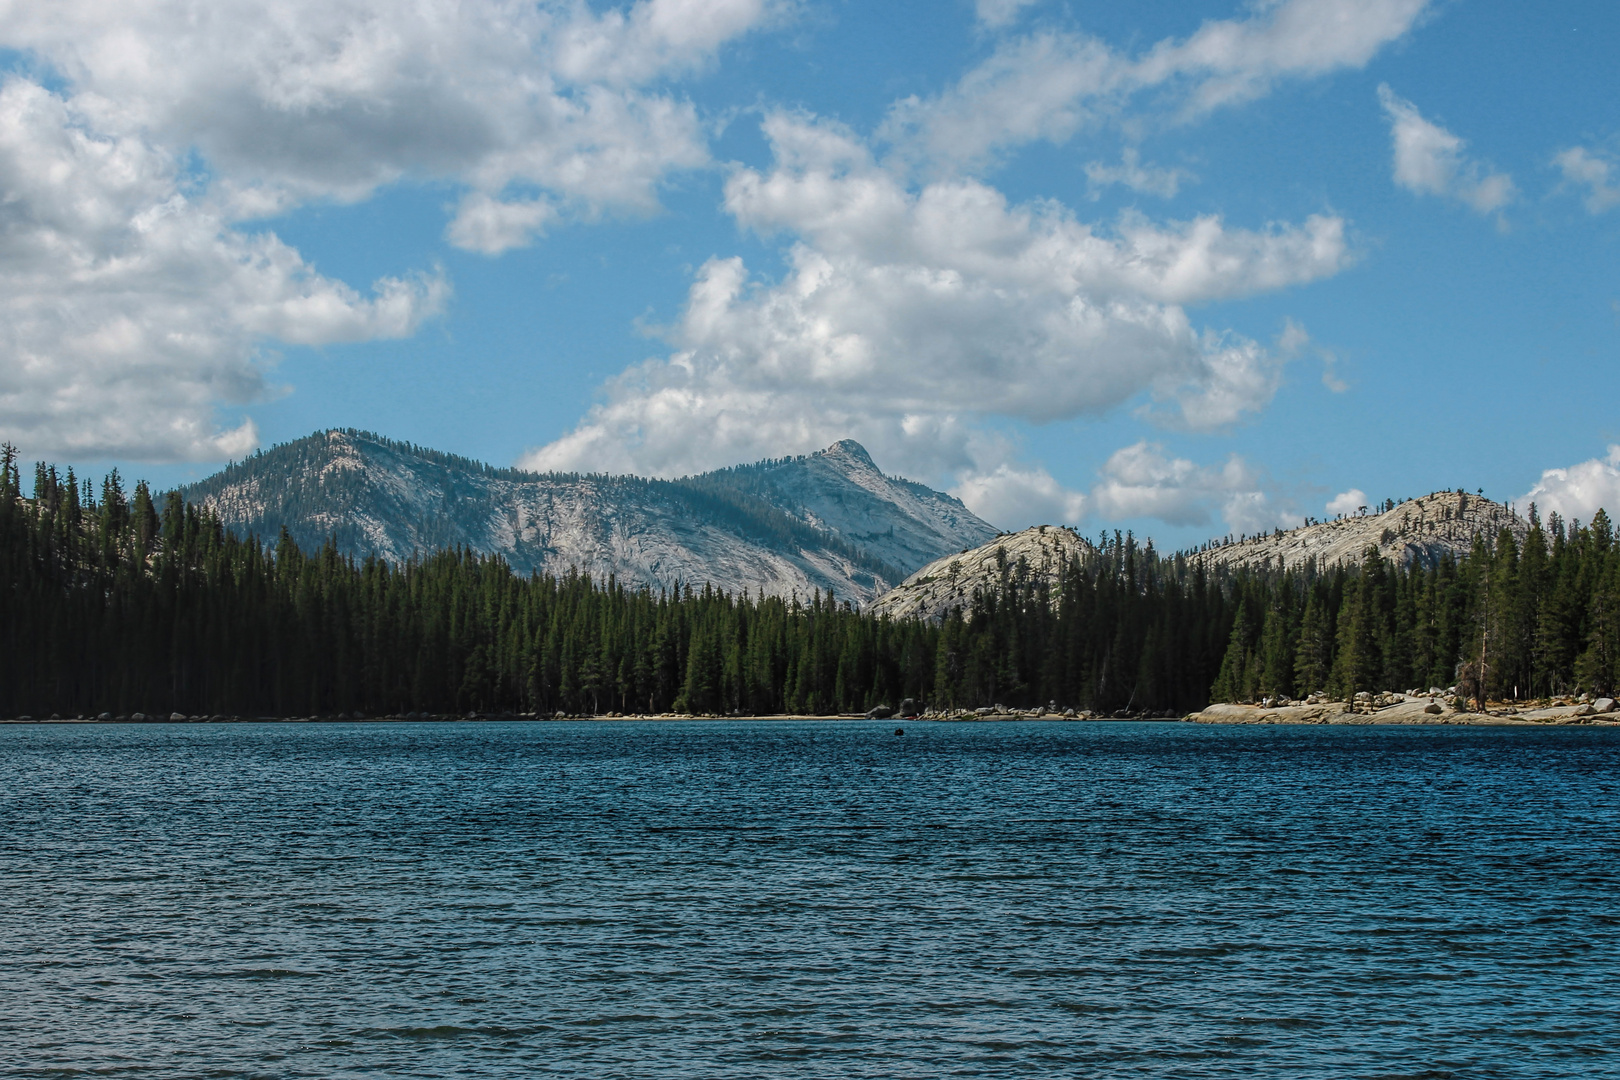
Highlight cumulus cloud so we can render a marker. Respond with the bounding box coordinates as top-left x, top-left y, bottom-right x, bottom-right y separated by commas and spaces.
523, 114, 1349, 496
444, 194, 559, 256
1553, 146, 1620, 214
948, 441, 1297, 534
1378, 85, 1515, 215
0, 0, 774, 460
884, 0, 1430, 173
1089, 441, 1297, 534
1518, 447, 1620, 526
2, 0, 772, 241
1326, 488, 1367, 516
0, 77, 445, 461
1085, 148, 1190, 199
952, 462, 1087, 529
